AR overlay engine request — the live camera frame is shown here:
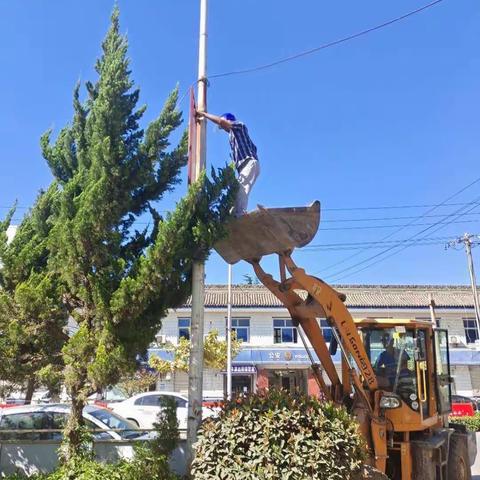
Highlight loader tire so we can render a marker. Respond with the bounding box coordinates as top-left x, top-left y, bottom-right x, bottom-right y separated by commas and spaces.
448, 434, 471, 480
